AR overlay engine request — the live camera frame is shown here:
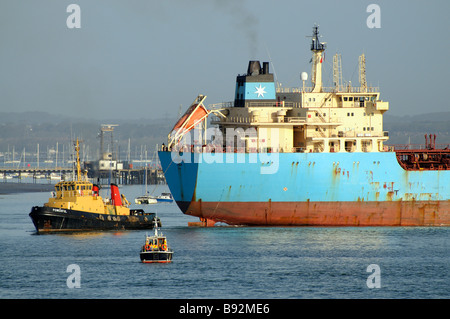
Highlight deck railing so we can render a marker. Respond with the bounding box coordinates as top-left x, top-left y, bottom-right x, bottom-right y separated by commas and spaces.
275, 86, 380, 94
